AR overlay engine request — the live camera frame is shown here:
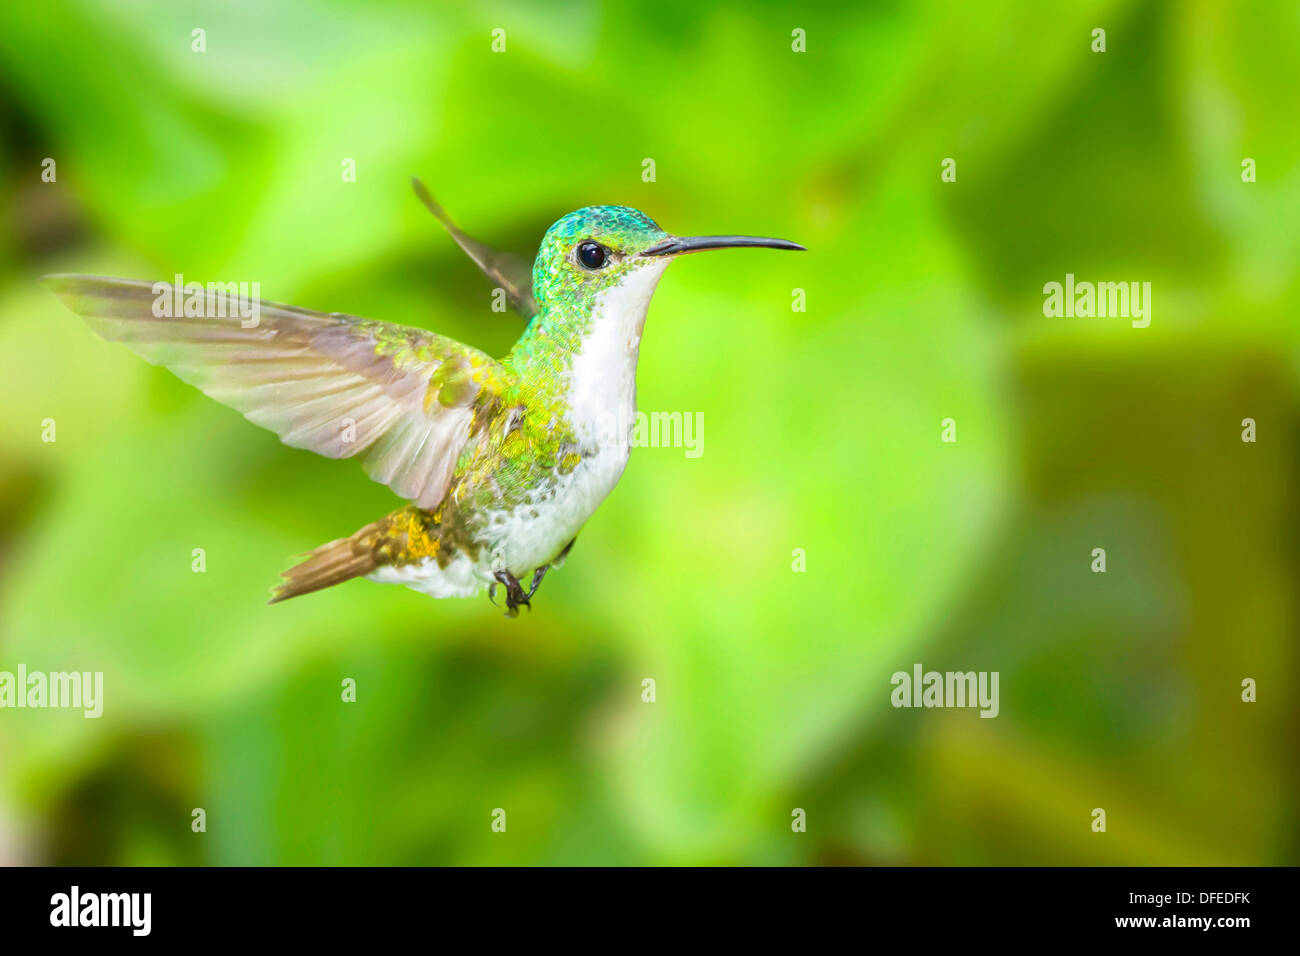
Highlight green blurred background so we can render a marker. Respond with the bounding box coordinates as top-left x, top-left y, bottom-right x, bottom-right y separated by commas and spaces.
0, 0, 1295, 865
